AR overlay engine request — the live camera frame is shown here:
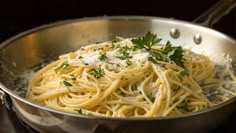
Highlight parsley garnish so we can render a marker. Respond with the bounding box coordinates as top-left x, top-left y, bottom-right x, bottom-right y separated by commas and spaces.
93, 48, 104, 51
131, 86, 137, 91
147, 92, 155, 103
132, 31, 162, 51
179, 69, 189, 80
126, 59, 132, 66
90, 67, 105, 78
99, 53, 108, 61
148, 57, 158, 64
131, 31, 184, 68
116, 45, 131, 60
160, 41, 184, 67
178, 100, 190, 112
54, 61, 69, 73
112, 37, 122, 44
75, 109, 83, 114
63, 80, 73, 86
70, 74, 76, 80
